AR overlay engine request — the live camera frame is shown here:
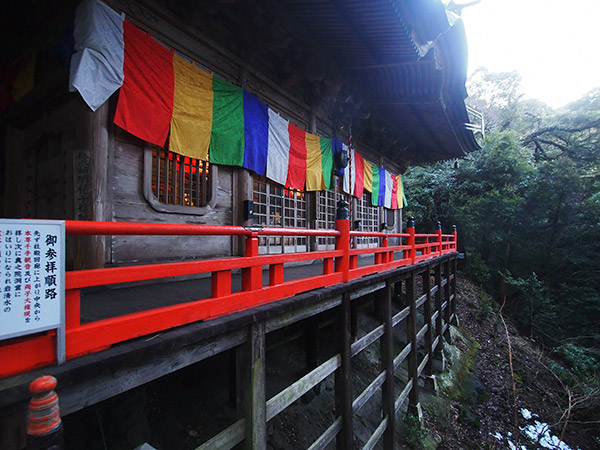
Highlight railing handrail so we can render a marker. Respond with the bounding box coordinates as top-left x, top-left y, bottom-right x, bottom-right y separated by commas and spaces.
1, 217, 457, 378
65, 220, 340, 237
